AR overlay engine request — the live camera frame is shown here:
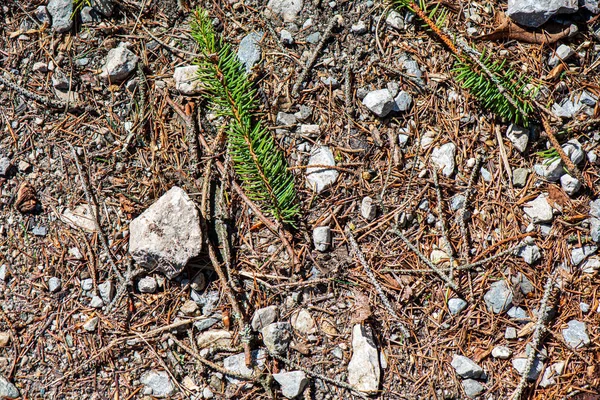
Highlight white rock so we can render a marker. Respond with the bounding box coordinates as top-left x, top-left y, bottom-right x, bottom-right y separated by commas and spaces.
180, 300, 199, 315
386, 10, 405, 30
505, 327, 517, 339
548, 44, 576, 67
448, 298, 468, 315
539, 362, 565, 388
306, 146, 339, 193
138, 276, 157, 293
516, 239, 541, 264
196, 330, 232, 348
348, 325, 380, 394
101, 44, 139, 83
48, 277, 62, 293
393, 91, 412, 112
562, 139, 585, 165
571, 245, 597, 266
265, 0, 304, 22
362, 89, 395, 117
512, 357, 544, 380
290, 308, 316, 334
0, 375, 20, 399
506, 124, 529, 153
89, 295, 104, 308
462, 379, 485, 399
47, 0, 73, 33
98, 281, 115, 304
360, 196, 377, 220
484, 280, 513, 314
173, 66, 202, 95
251, 306, 278, 331
140, 370, 175, 397
506, 0, 578, 28
280, 29, 294, 45
61, 205, 99, 232
83, 316, 99, 332
351, 21, 368, 34
273, 371, 309, 399
533, 158, 565, 182
451, 355, 483, 379
560, 174, 581, 196
562, 320, 590, 349
129, 187, 202, 279
300, 124, 320, 135
491, 346, 512, 359
523, 194, 553, 224
431, 142, 457, 177
33, 62, 48, 73
313, 226, 331, 252
223, 350, 267, 383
